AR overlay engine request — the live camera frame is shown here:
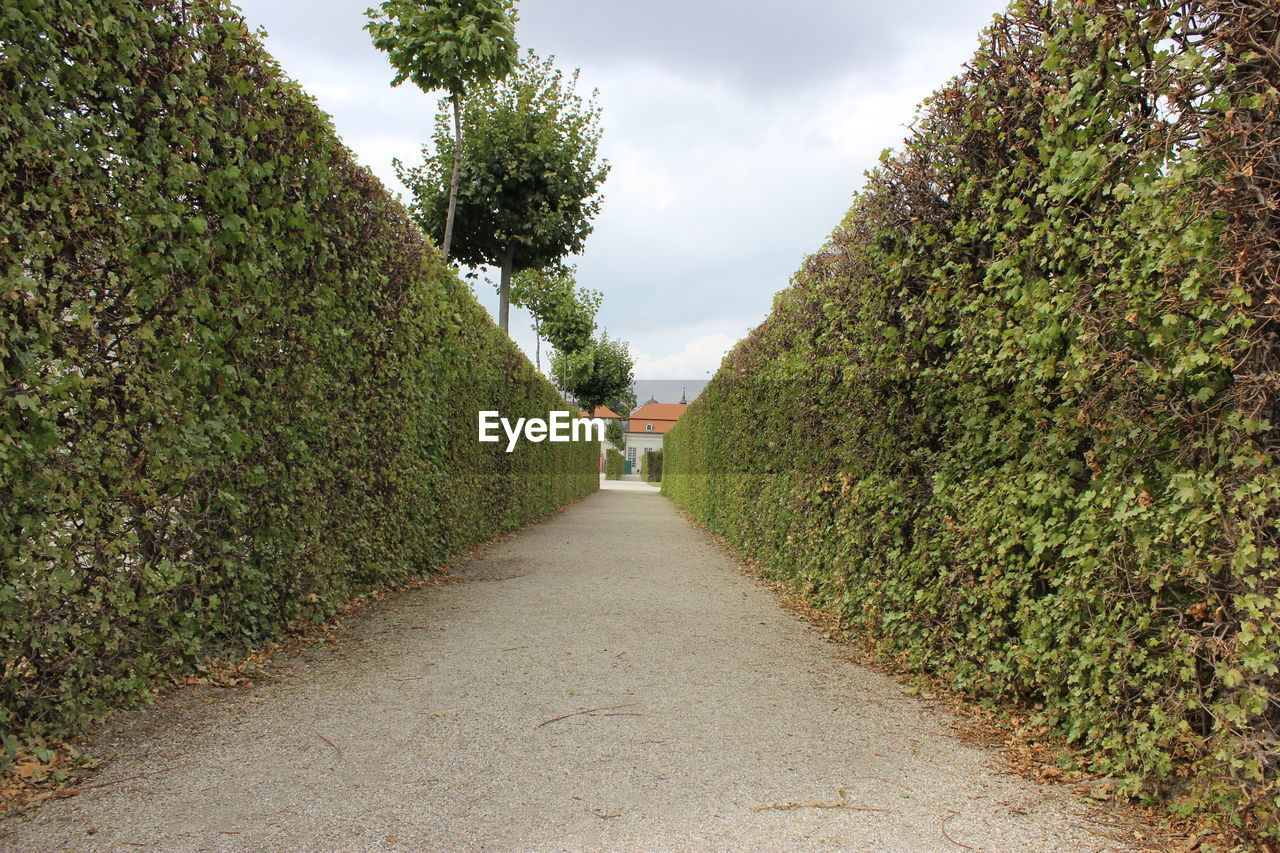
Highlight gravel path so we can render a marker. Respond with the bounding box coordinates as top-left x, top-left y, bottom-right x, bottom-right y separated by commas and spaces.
1, 479, 1143, 852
